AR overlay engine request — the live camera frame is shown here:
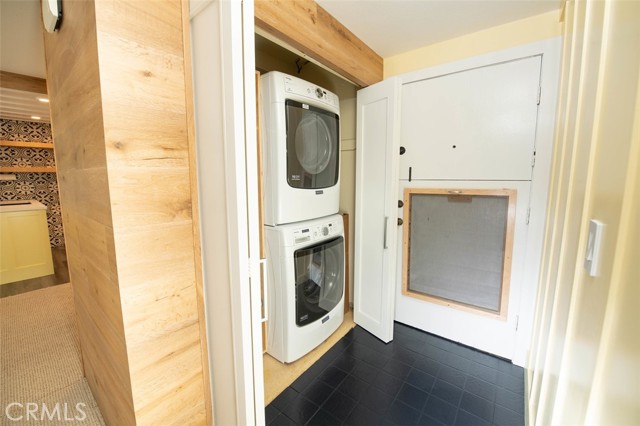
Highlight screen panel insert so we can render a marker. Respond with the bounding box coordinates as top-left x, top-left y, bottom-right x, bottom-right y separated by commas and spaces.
402, 188, 516, 319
